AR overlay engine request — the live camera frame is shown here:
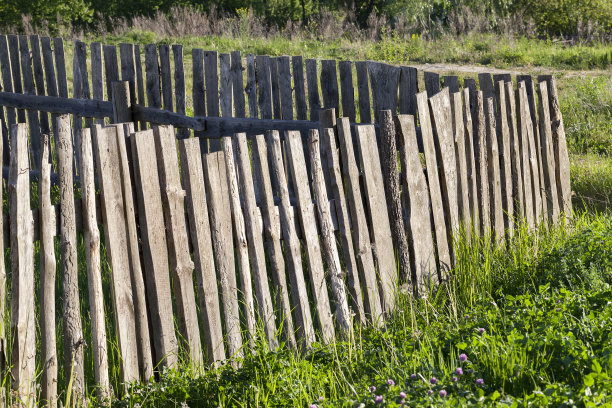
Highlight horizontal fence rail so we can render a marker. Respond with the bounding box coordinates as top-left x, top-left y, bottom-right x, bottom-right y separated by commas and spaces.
0, 33, 573, 407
